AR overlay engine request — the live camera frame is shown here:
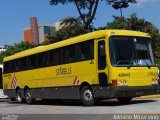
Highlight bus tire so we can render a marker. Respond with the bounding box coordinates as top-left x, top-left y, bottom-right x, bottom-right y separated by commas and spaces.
80, 85, 95, 106
117, 97, 132, 104
16, 89, 24, 103
25, 89, 34, 104
10, 97, 16, 101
